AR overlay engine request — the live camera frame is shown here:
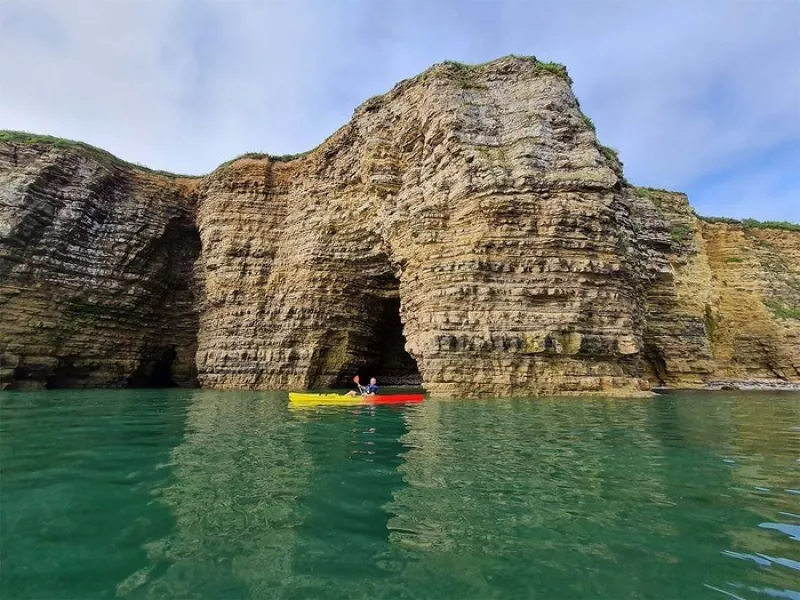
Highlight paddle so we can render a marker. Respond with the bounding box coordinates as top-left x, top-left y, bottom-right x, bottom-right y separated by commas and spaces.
353, 375, 366, 395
